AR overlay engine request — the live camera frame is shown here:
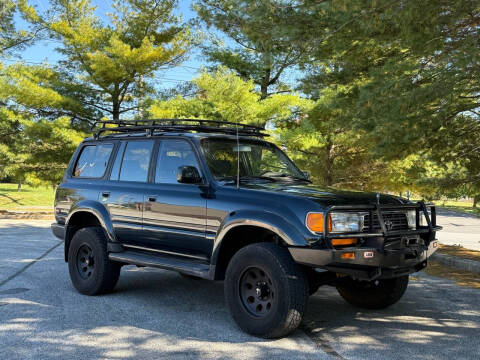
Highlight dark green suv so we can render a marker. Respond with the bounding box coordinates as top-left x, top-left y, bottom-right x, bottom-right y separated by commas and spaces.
51, 119, 441, 338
